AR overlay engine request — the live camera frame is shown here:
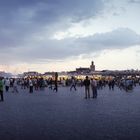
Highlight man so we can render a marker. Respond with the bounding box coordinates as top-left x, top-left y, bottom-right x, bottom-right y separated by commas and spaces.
5, 78, 10, 92
70, 76, 77, 91
91, 78, 97, 98
0, 77, 4, 101
53, 72, 58, 92
29, 79, 33, 93
12, 79, 19, 93
83, 76, 90, 99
